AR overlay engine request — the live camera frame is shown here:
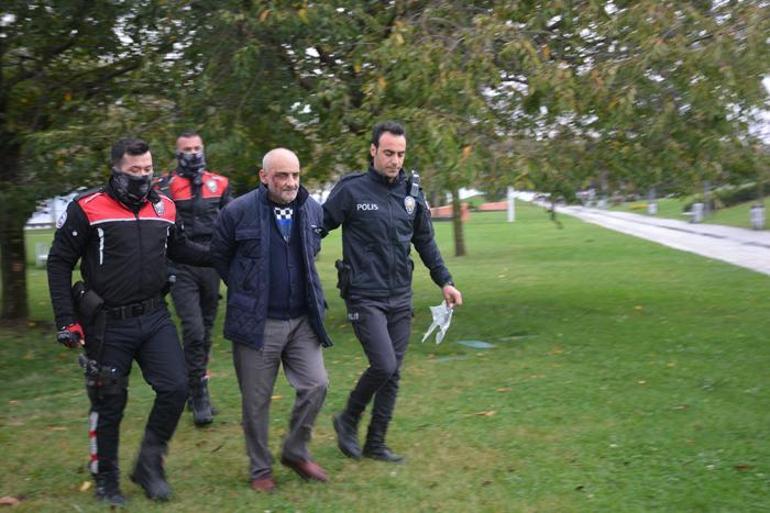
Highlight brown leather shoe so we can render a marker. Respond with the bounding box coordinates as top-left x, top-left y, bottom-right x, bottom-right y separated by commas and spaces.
280, 458, 329, 482
251, 476, 276, 493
